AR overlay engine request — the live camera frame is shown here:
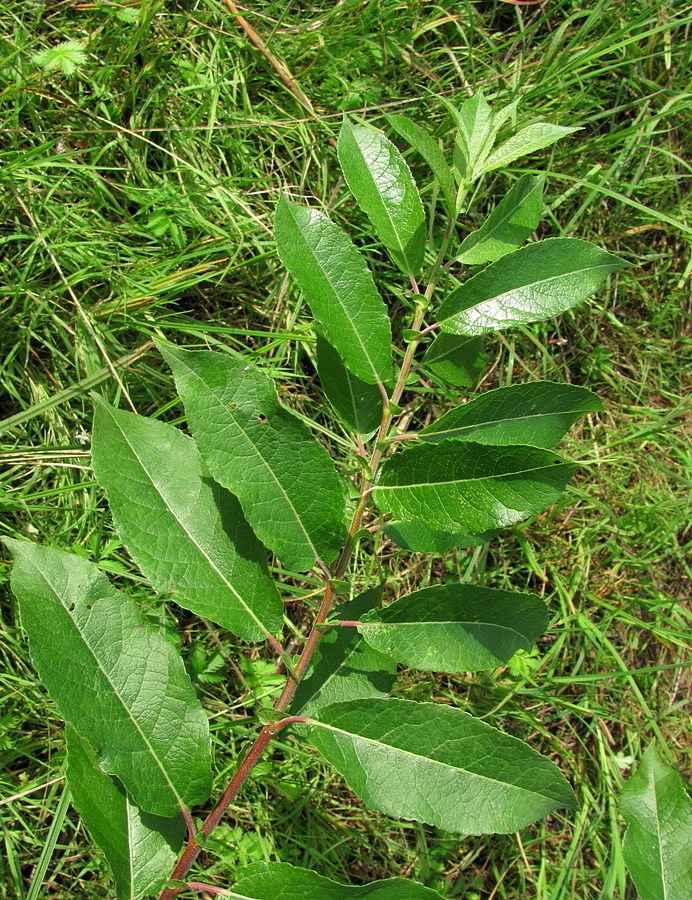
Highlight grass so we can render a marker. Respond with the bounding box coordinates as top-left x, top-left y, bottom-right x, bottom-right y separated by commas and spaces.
1, 0, 690, 897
